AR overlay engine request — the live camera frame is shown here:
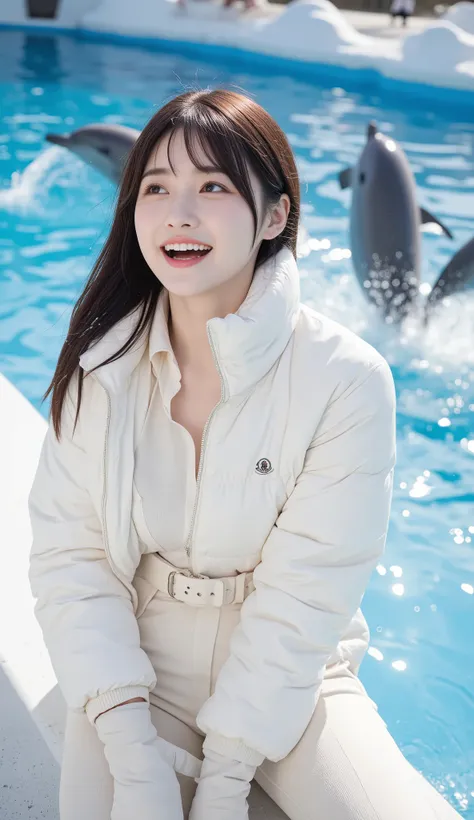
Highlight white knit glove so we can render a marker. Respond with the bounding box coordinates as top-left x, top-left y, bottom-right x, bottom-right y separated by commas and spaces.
189, 748, 257, 820
95, 701, 202, 820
